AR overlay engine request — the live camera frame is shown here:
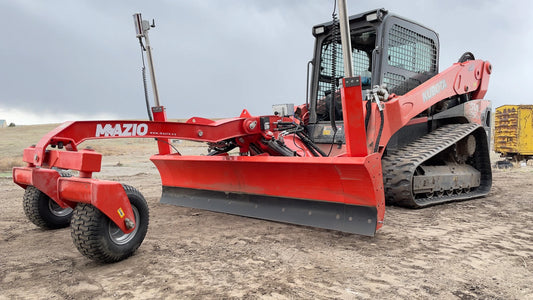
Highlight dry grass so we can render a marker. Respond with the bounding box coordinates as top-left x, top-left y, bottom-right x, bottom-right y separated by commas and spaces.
0, 157, 24, 172
0, 124, 59, 172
